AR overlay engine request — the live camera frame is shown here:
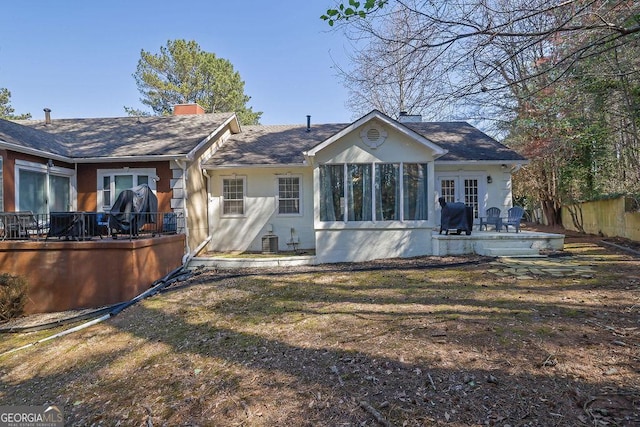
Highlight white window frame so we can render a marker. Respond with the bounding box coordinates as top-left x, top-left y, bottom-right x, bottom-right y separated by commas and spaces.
276, 175, 302, 216
319, 162, 429, 223
15, 159, 76, 212
221, 175, 246, 217
97, 168, 157, 212
436, 172, 485, 219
